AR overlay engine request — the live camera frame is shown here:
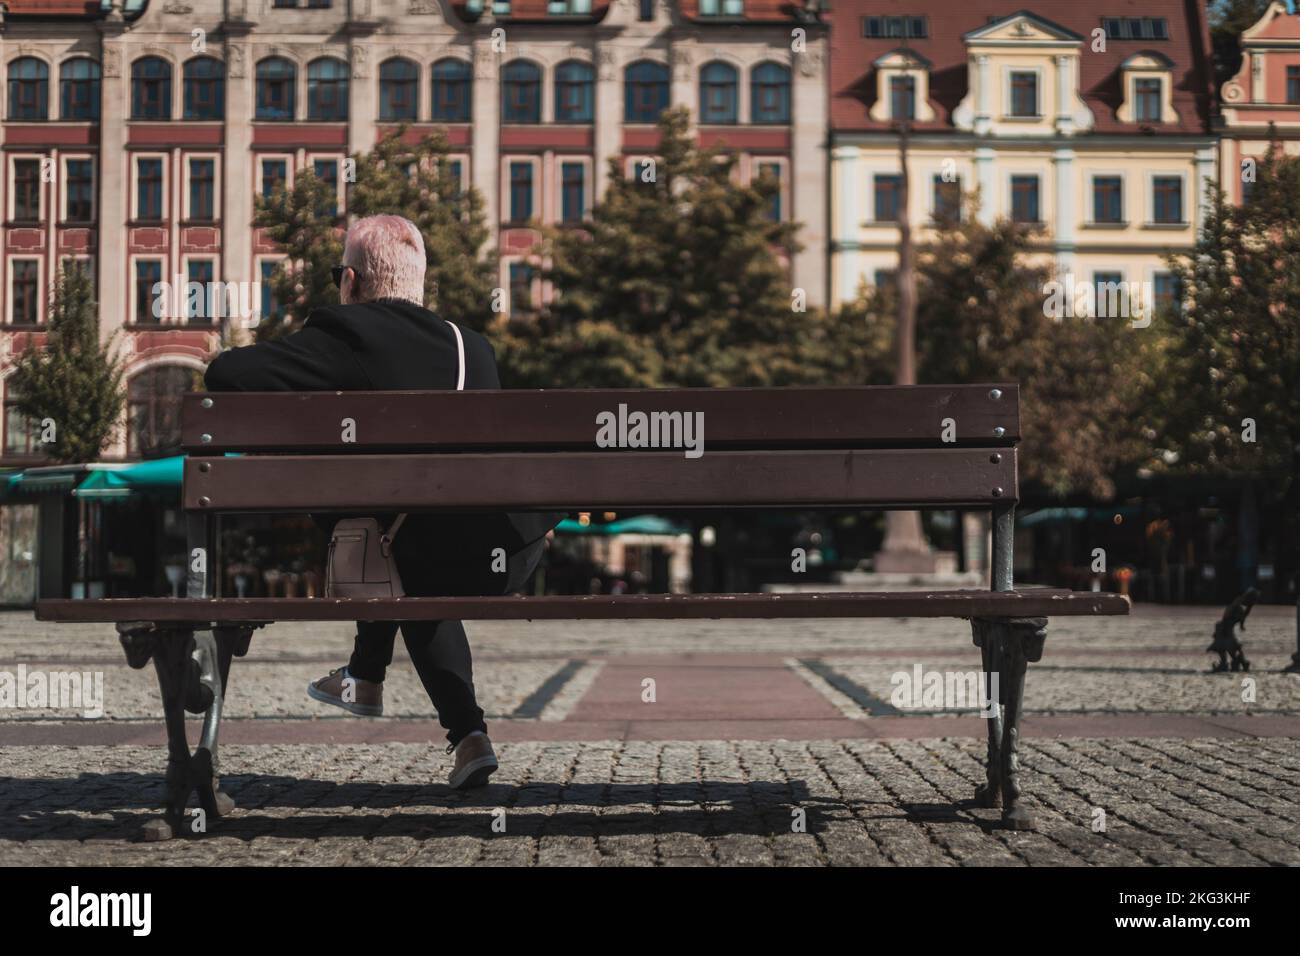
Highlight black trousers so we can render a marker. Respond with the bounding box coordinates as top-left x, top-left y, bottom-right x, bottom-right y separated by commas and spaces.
345, 531, 547, 746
